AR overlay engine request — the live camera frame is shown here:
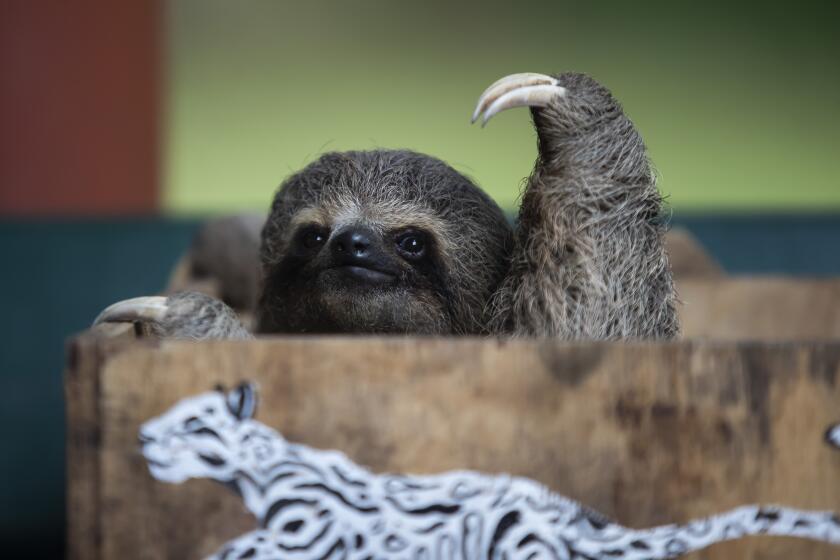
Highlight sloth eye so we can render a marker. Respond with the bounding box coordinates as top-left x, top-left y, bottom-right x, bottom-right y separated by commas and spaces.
395, 231, 427, 260
299, 226, 329, 251
303, 231, 326, 248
